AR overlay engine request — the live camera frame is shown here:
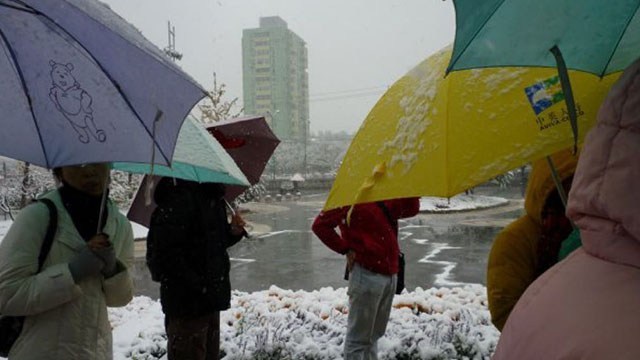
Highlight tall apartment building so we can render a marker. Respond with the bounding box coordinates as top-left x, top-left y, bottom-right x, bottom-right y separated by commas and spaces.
242, 16, 309, 141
